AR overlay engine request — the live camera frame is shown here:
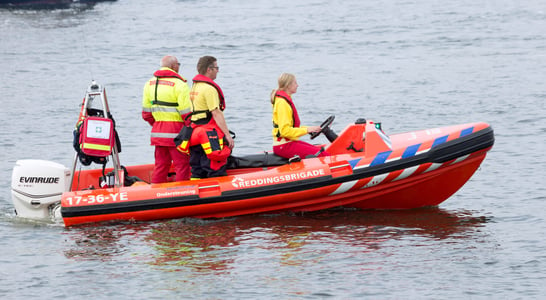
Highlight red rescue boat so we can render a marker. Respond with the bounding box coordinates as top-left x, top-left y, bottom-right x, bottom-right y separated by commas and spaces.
58, 119, 493, 227
10, 81, 494, 226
